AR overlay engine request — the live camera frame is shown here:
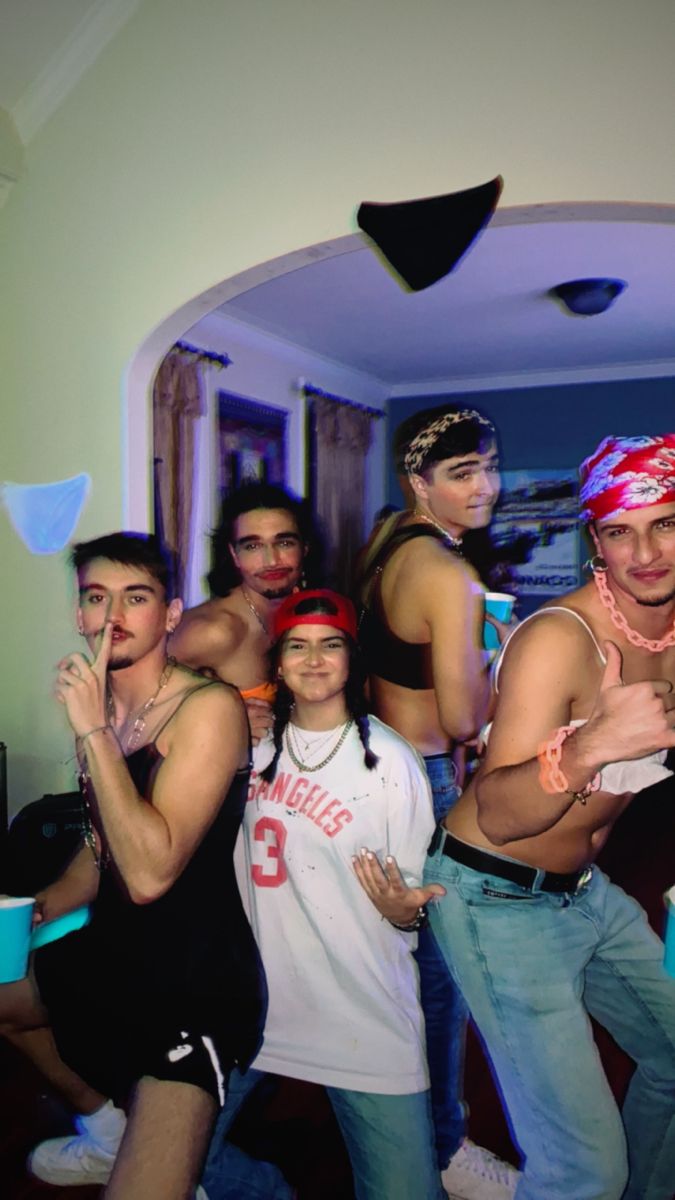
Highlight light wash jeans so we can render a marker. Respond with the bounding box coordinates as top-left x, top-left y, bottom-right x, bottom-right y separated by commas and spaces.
415, 753, 468, 1167
424, 839, 675, 1200
202, 1066, 444, 1200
